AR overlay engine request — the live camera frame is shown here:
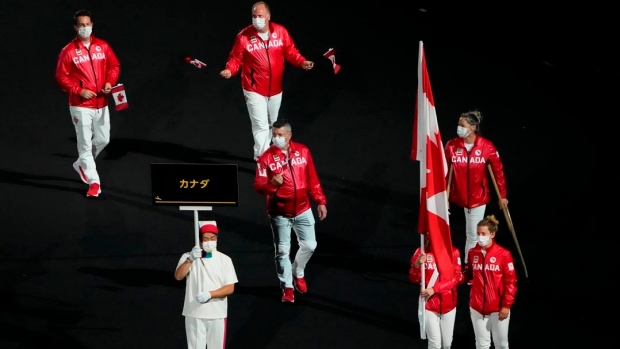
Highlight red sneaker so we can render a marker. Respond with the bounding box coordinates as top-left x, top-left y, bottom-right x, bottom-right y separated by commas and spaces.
86, 183, 101, 197
293, 277, 307, 293
281, 287, 294, 303
73, 161, 88, 184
